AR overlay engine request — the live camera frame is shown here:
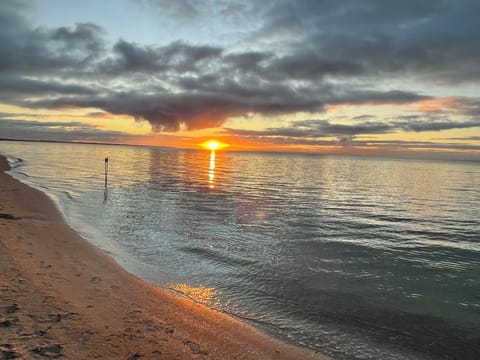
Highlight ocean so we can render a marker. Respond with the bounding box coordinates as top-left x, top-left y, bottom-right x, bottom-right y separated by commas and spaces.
1, 140, 479, 359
